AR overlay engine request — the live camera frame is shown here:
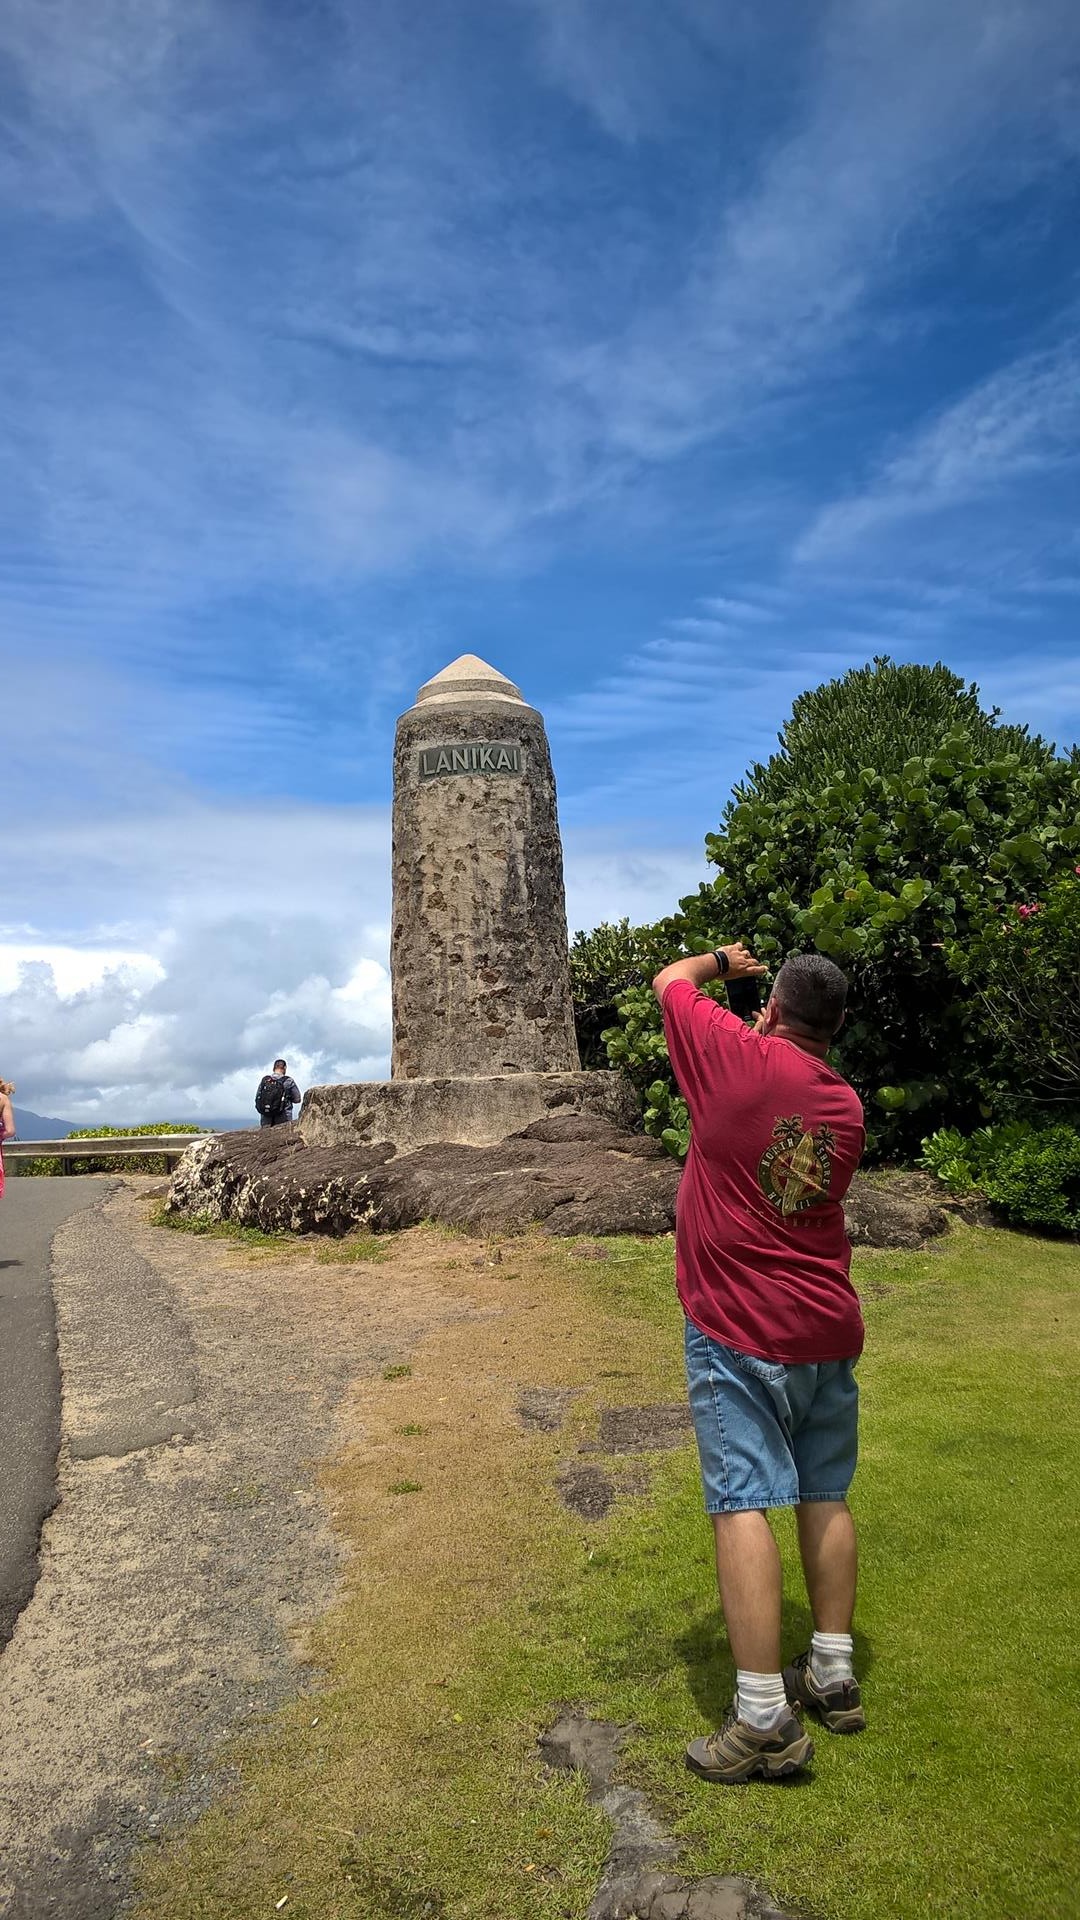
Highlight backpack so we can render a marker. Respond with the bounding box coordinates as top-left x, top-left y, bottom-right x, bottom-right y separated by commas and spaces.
257, 1074, 287, 1121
